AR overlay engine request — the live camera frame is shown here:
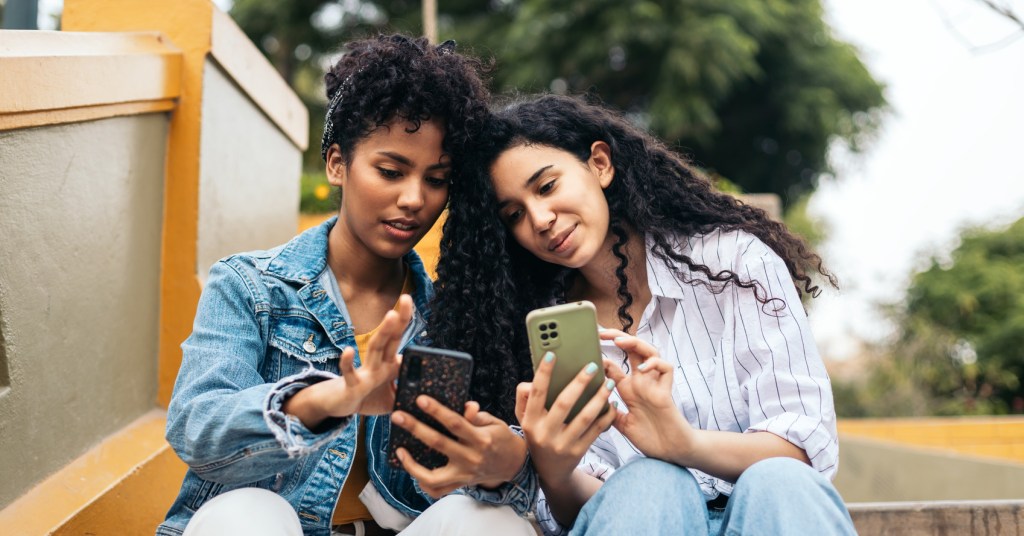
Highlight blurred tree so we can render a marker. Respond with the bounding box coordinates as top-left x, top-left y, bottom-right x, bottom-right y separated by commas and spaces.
230, 0, 886, 206
835, 216, 1024, 417
973, 0, 1024, 31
